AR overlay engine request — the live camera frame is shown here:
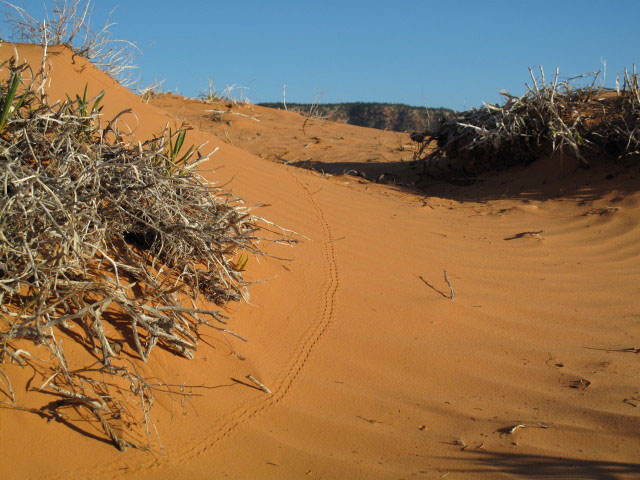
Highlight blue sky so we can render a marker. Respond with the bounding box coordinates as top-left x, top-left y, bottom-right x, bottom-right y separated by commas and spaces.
4, 1, 640, 110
